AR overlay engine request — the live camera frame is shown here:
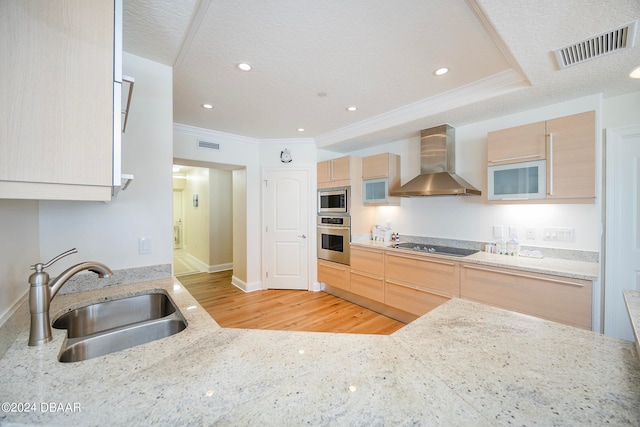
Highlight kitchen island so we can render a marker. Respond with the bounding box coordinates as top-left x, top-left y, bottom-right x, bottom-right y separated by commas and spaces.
1, 278, 638, 426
